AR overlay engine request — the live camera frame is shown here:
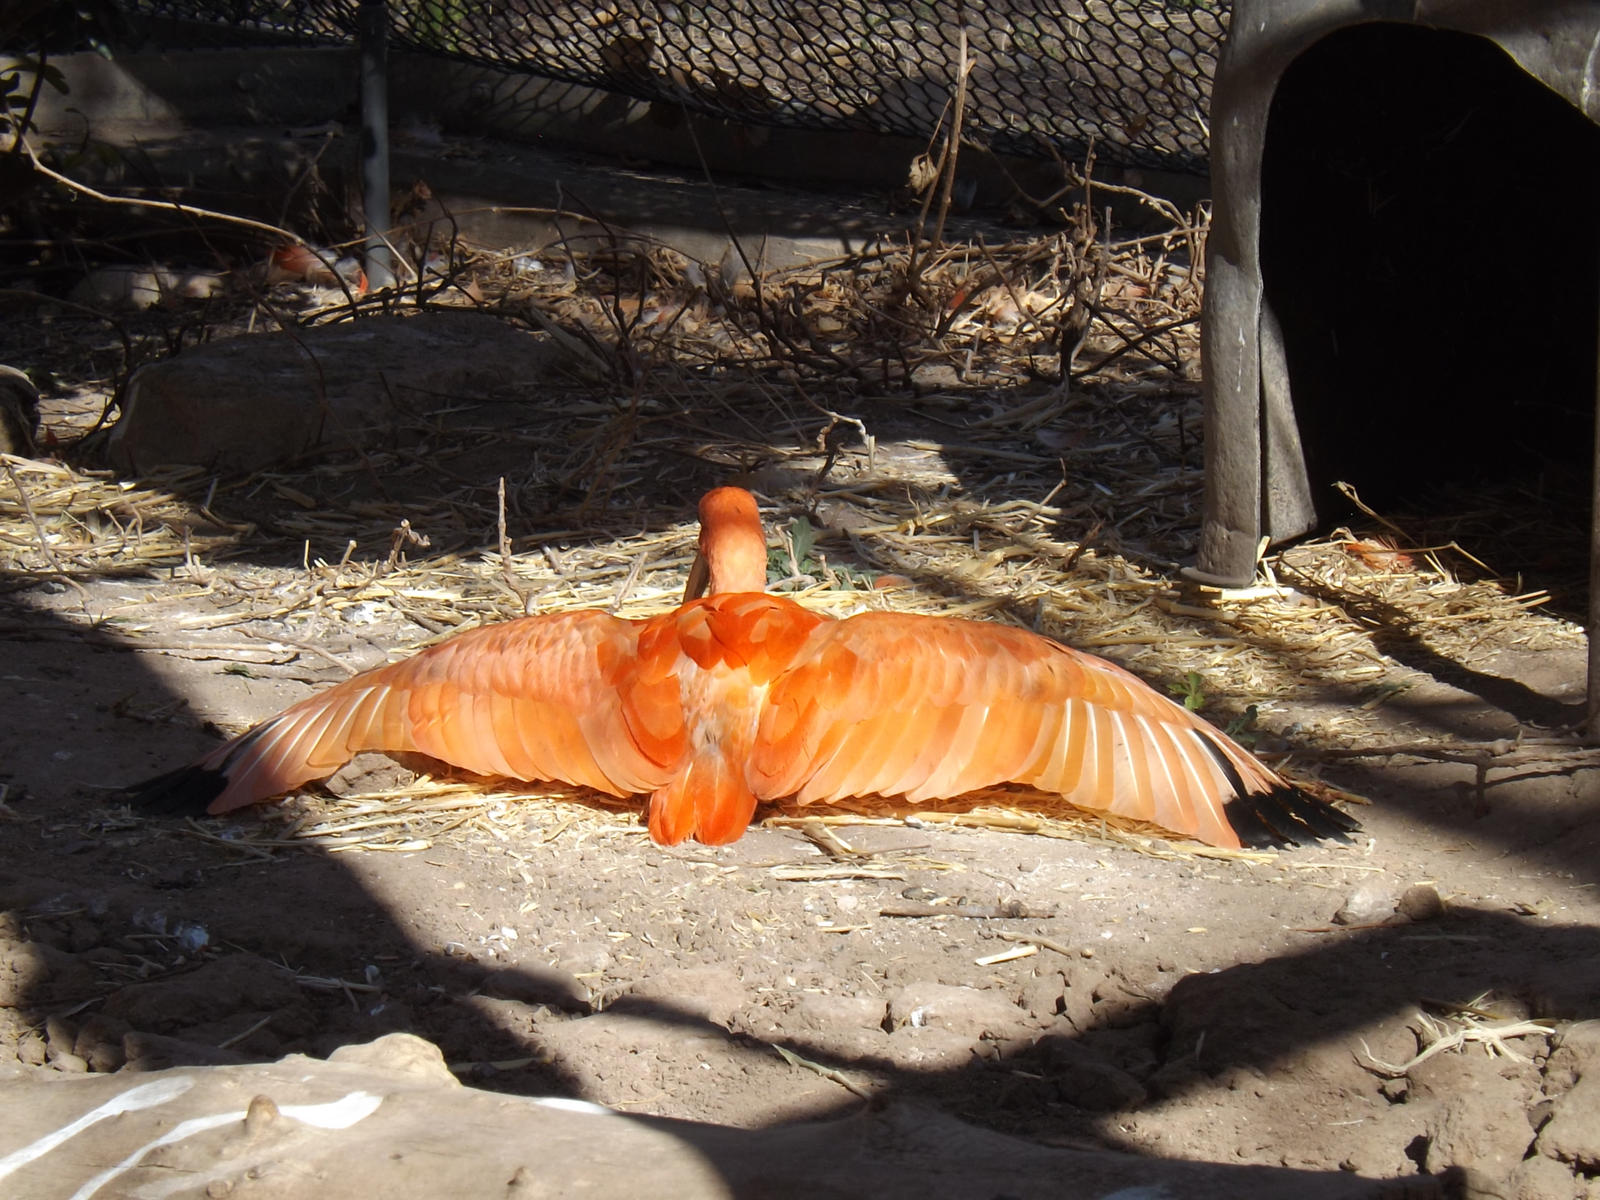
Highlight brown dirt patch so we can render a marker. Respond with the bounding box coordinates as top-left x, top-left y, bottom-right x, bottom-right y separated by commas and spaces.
2, 225, 1597, 1198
